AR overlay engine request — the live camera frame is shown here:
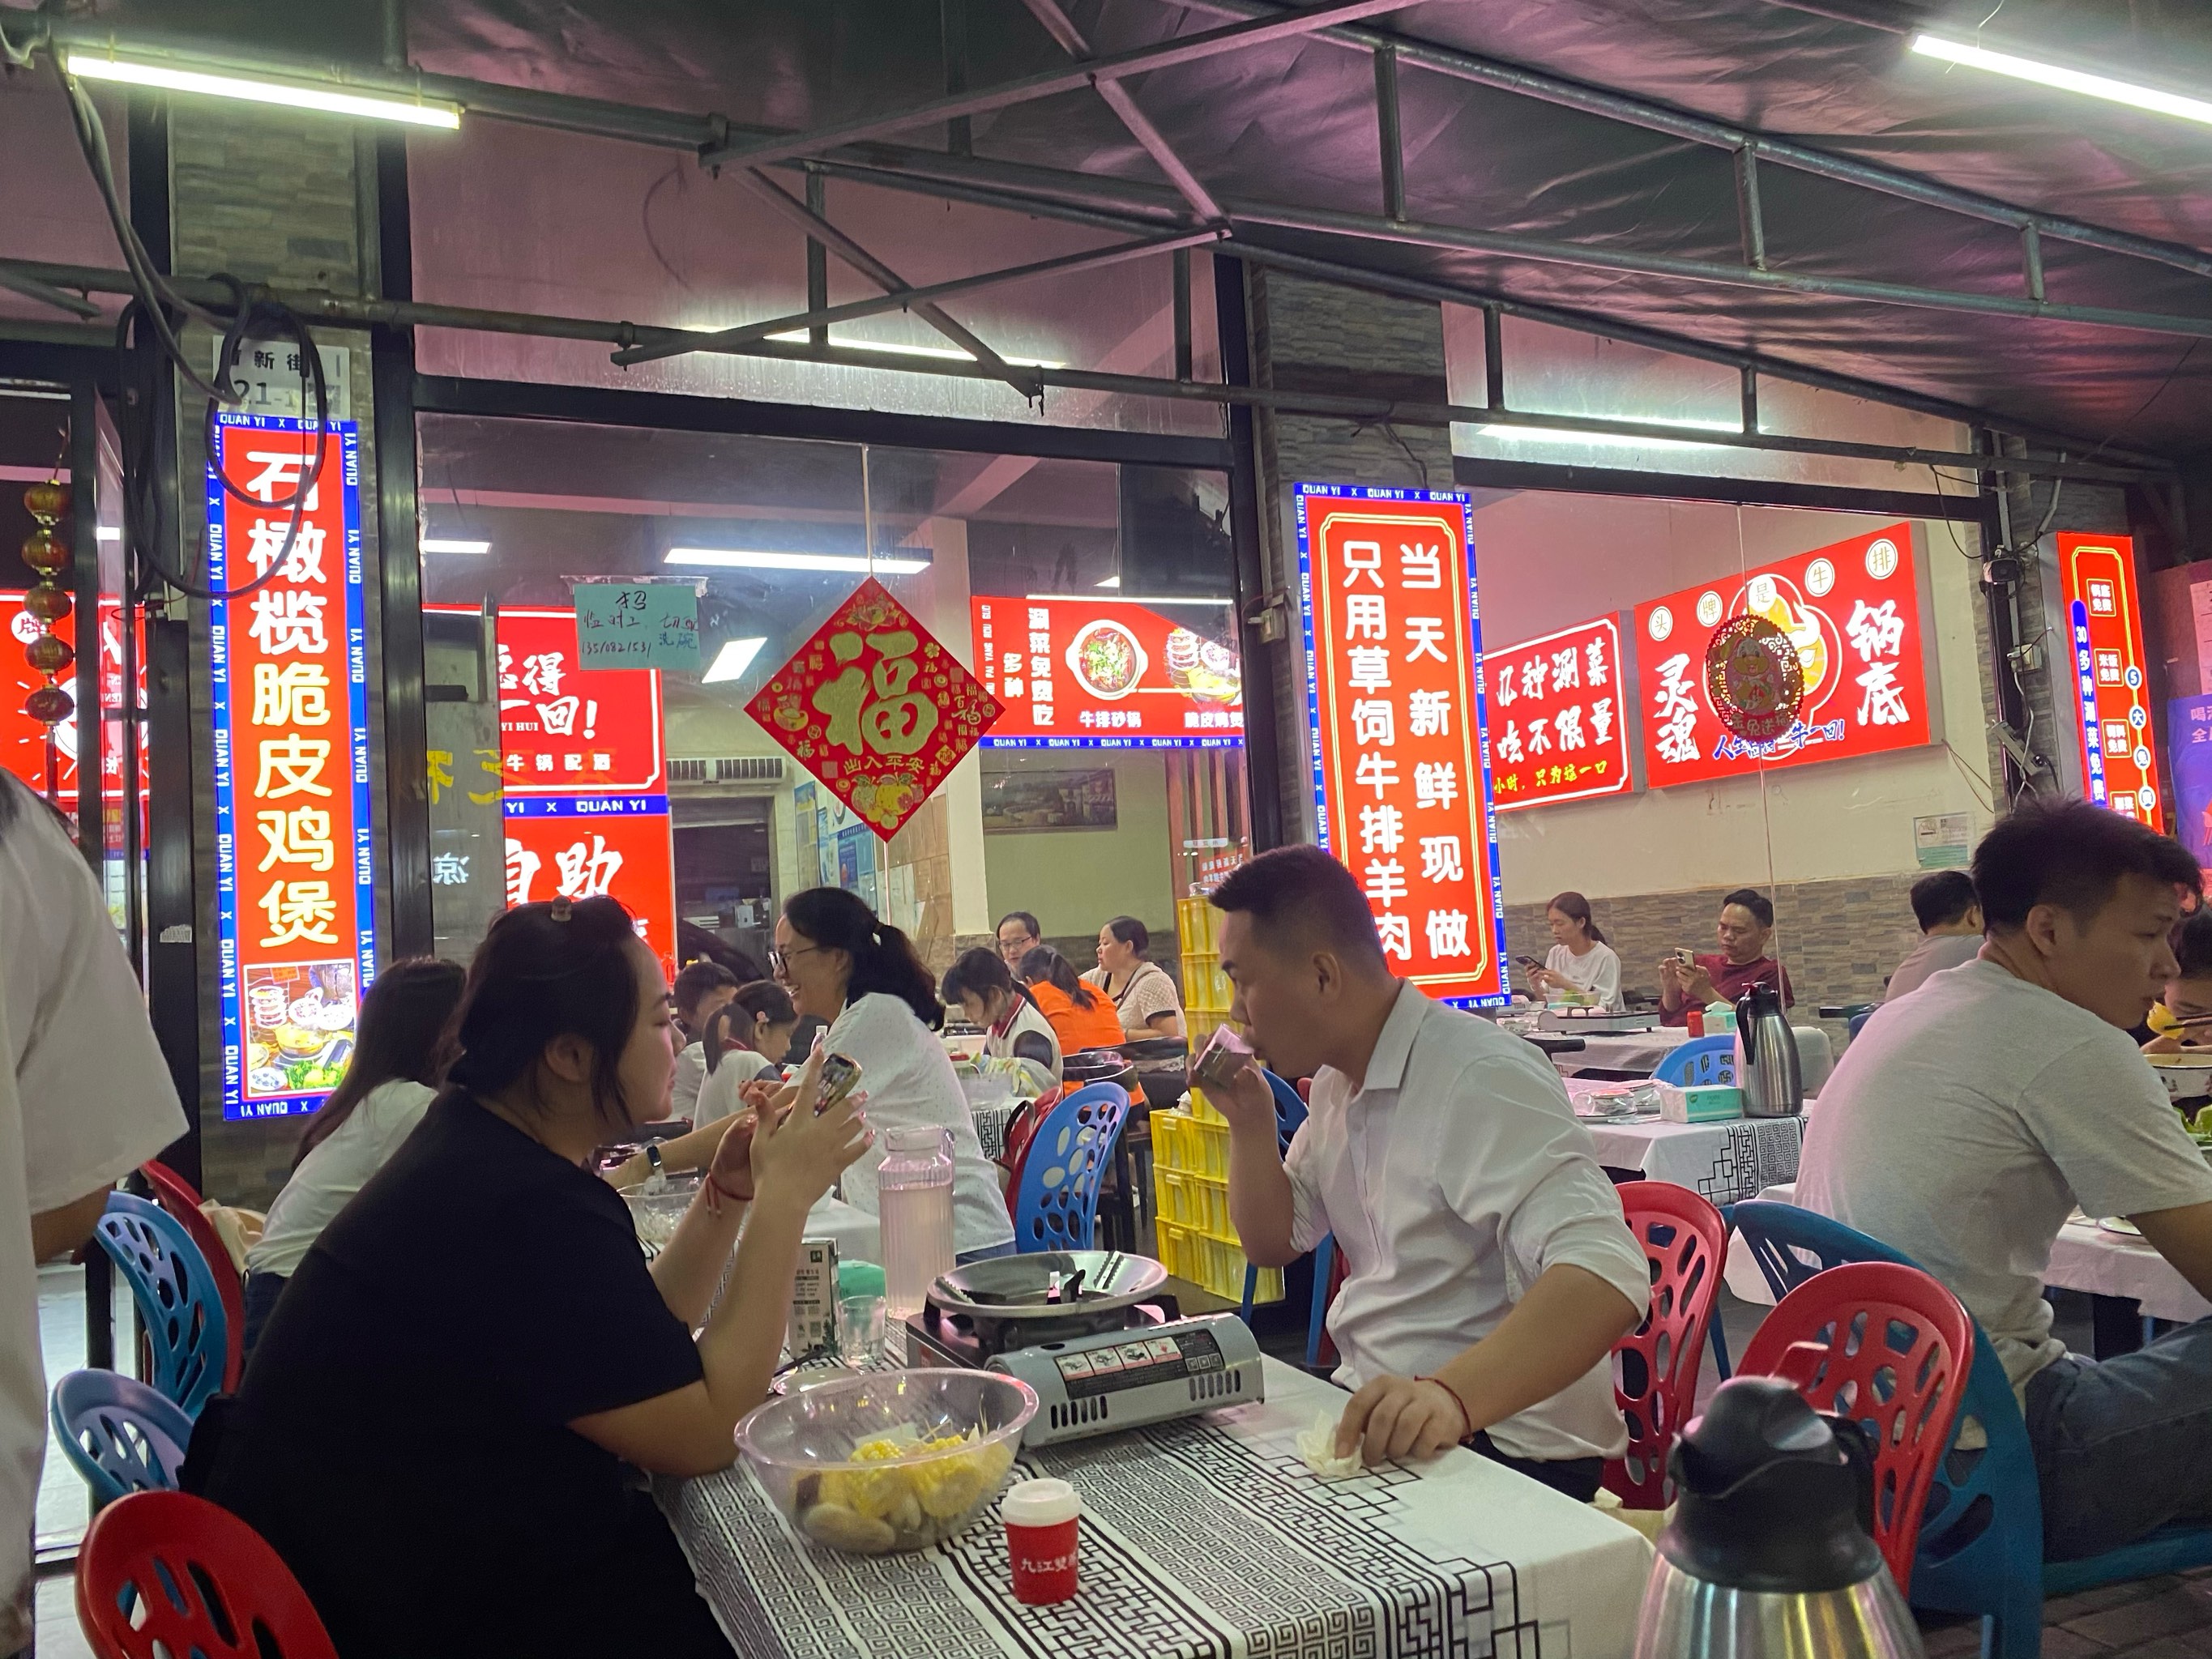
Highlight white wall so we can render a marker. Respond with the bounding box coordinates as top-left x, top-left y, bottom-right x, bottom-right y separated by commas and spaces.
1472, 496, 1996, 902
